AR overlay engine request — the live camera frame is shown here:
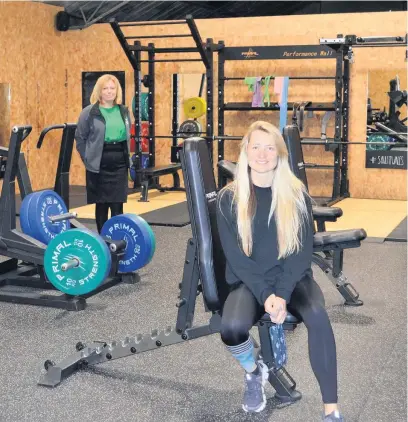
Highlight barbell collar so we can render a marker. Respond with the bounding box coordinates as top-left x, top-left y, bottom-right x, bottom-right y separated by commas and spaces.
61, 258, 80, 272
49, 212, 78, 224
